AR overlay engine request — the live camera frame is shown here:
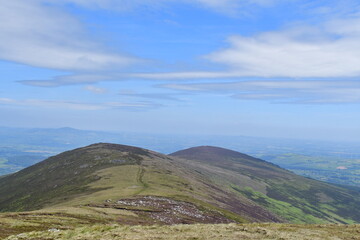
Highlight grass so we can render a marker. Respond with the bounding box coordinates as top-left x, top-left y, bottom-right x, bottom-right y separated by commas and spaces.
1, 142, 360, 232
53, 165, 142, 207
172, 148, 360, 224
0, 204, 142, 239
4, 223, 360, 240
0, 144, 360, 240
233, 186, 326, 224
0, 144, 147, 212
